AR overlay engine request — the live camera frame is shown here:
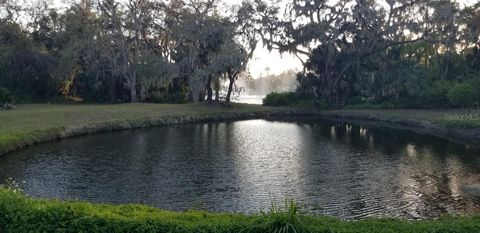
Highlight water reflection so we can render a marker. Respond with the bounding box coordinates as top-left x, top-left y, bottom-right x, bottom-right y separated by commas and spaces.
0, 118, 479, 219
